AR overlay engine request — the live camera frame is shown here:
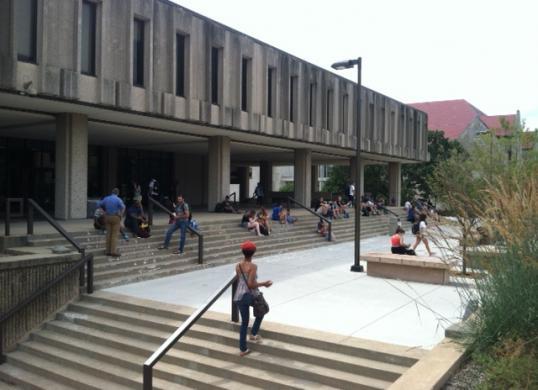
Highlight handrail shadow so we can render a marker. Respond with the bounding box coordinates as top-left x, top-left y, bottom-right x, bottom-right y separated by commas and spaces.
143, 273, 239, 389
287, 196, 332, 241
147, 196, 204, 264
